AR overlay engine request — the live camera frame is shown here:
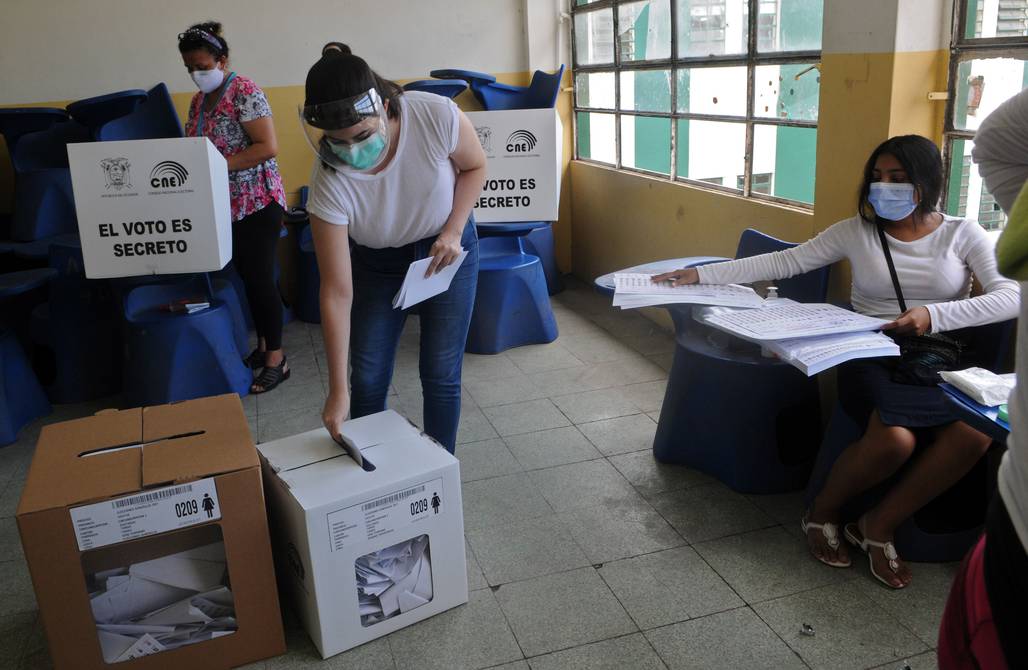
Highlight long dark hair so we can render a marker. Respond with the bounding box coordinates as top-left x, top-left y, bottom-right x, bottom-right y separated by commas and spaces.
304, 43, 402, 123
857, 135, 942, 223
177, 21, 229, 59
